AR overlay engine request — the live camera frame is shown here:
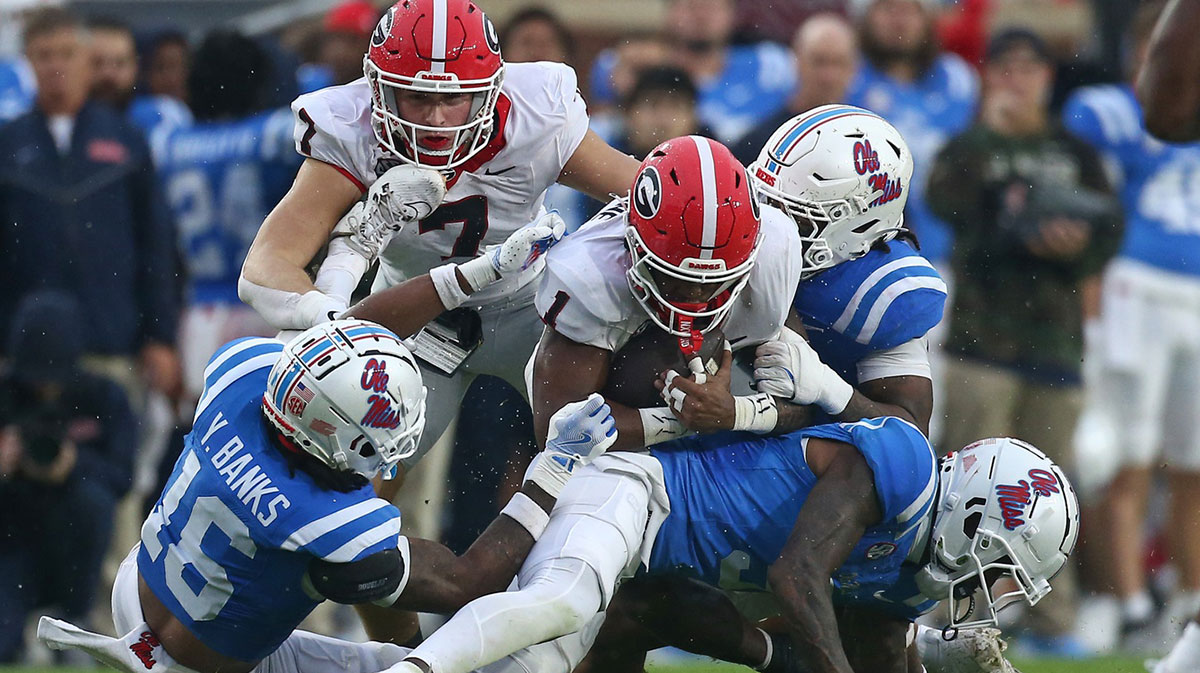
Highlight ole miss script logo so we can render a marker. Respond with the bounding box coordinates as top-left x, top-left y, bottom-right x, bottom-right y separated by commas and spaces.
852, 140, 903, 208
996, 469, 1061, 531
360, 359, 402, 429
129, 631, 160, 670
